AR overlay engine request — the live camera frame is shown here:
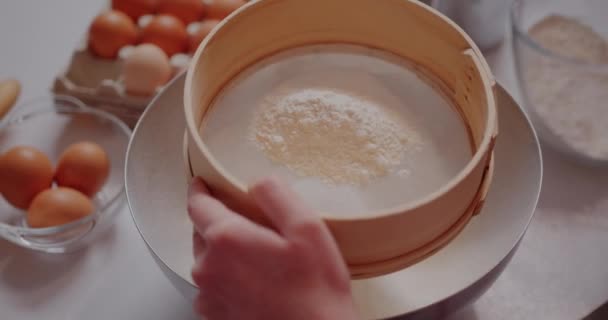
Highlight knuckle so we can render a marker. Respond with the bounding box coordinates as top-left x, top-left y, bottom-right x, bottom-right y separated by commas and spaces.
191, 264, 207, 285
287, 219, 329, 256
186, 196, 204, 216
186, 198, 197, 215
204, 219, 240, 247
191, 258, 219, 287
293, 218, 325, 239
188, 195, 215, 214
